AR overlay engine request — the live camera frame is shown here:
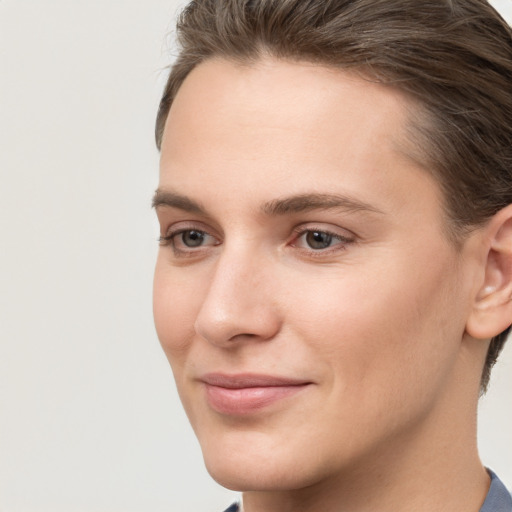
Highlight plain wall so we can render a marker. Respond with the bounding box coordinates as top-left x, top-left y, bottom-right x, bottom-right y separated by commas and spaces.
0, 1, 510, 511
